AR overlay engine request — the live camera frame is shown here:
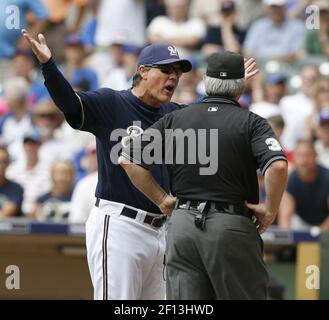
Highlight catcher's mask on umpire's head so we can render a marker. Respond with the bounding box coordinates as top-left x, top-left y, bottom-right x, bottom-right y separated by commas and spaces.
137, 44, 192, 73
